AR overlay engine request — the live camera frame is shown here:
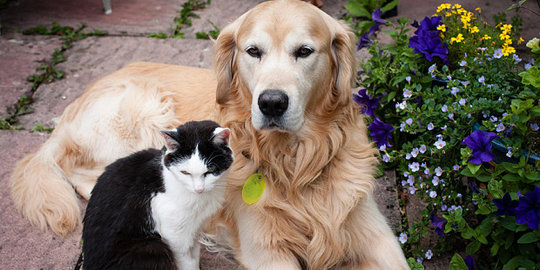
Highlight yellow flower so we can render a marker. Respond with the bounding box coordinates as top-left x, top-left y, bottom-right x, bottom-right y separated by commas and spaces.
436, 3, 451, 13
499, 33, 510, 40
500, 24, 512, 33
518, 37, 524, 44
526, 37, 540, 49
469, 26, 479, 33
502, 46, 516, 56
475, 7, 482, 14
483, 34, 491, 40
453, 4, 462, 9
437, 24, 446, 32
505, 39, 513, 46
451, 33, 464, 44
